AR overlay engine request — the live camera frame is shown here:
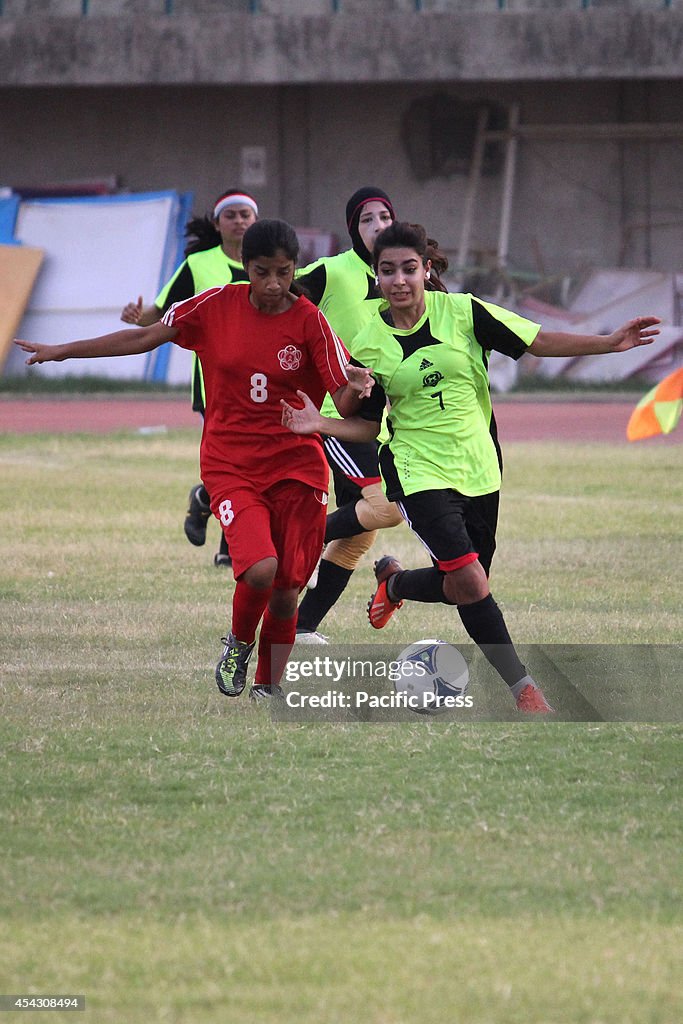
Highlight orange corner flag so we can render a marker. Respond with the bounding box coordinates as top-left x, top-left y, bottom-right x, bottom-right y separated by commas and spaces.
627, 368, 683, 441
